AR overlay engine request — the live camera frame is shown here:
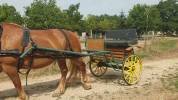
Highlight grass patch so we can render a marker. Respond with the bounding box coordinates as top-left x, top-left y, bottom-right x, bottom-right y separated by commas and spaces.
151, 38, 177, 52
136, 37, 178, 59
161, 71, 178, 92
175, 79, 178, 89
